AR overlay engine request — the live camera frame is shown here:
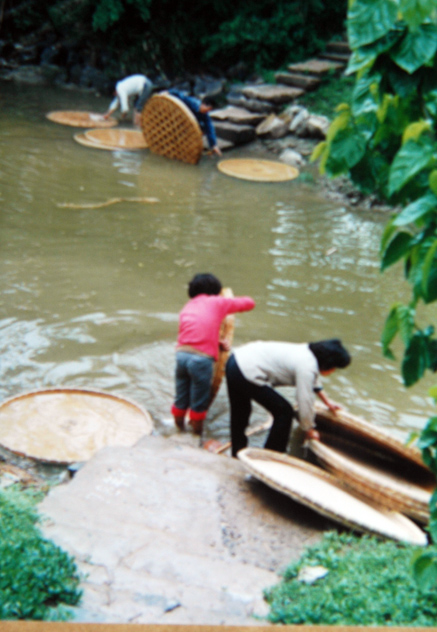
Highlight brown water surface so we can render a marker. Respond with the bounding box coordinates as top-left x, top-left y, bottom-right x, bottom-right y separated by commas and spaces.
1, 81, 435, 449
